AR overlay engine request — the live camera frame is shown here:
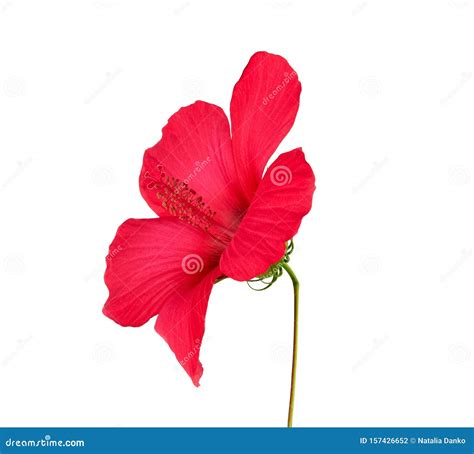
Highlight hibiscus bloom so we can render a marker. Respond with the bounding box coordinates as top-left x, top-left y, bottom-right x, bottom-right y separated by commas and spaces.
103, 52, 315, 393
